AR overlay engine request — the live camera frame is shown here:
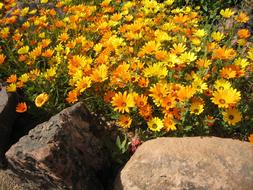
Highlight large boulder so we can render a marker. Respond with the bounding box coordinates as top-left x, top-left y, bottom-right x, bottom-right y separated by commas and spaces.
6, 102, 110, 190
0, 84, 17, 167
114, 137, 253, 190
